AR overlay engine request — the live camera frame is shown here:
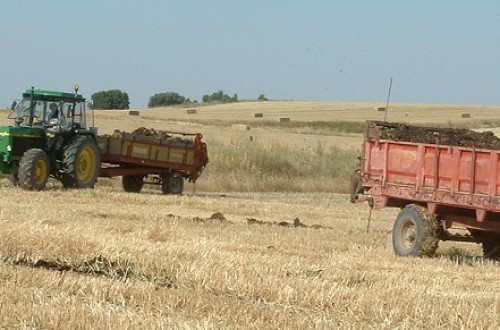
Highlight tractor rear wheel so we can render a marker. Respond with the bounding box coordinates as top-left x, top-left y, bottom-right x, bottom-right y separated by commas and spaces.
392, 204, 439, 257
122, 175, 144, 193
61, 136, 100, 188
18, 149, 50, 191
161, 172, 184, 195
